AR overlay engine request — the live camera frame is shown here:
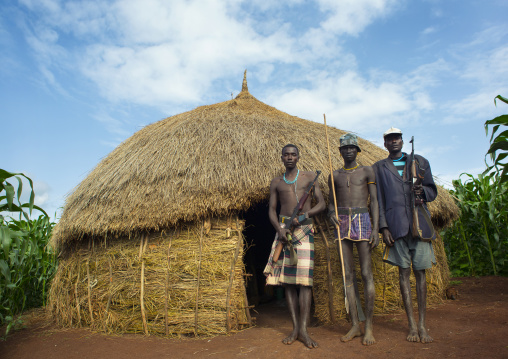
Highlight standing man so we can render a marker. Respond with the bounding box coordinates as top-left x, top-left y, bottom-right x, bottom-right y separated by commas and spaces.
264, 144, 325, 349
328, 133, 379, 346
373, 127, 437, 344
